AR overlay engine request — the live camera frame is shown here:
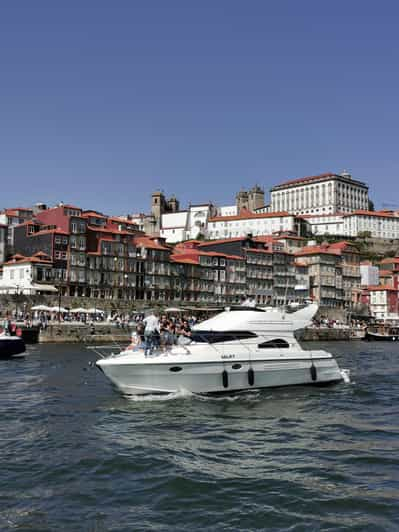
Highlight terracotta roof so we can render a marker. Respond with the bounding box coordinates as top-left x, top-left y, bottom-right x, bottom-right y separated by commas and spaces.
198, 237, 252, 247
62, 204, 82, 210
379, 270, 392, 277
246, 248, 273, 254
299, 213, 345, 219
81, 211, 107, 219
31, 228, 69, 236
366, 285, 398, 292
197, 250, 244, 261
380, 257, 399, 264
108, 216, 138, 226
87, 225, 133, 236
344, 210, 398, 218
272, 172, 367, 189
208, 211, 290, 223
170, 255, 199, 265
3, 254, 53, 265
295, 245, 340, 257
134, 236, 171, 251
4, 208, 33, 216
